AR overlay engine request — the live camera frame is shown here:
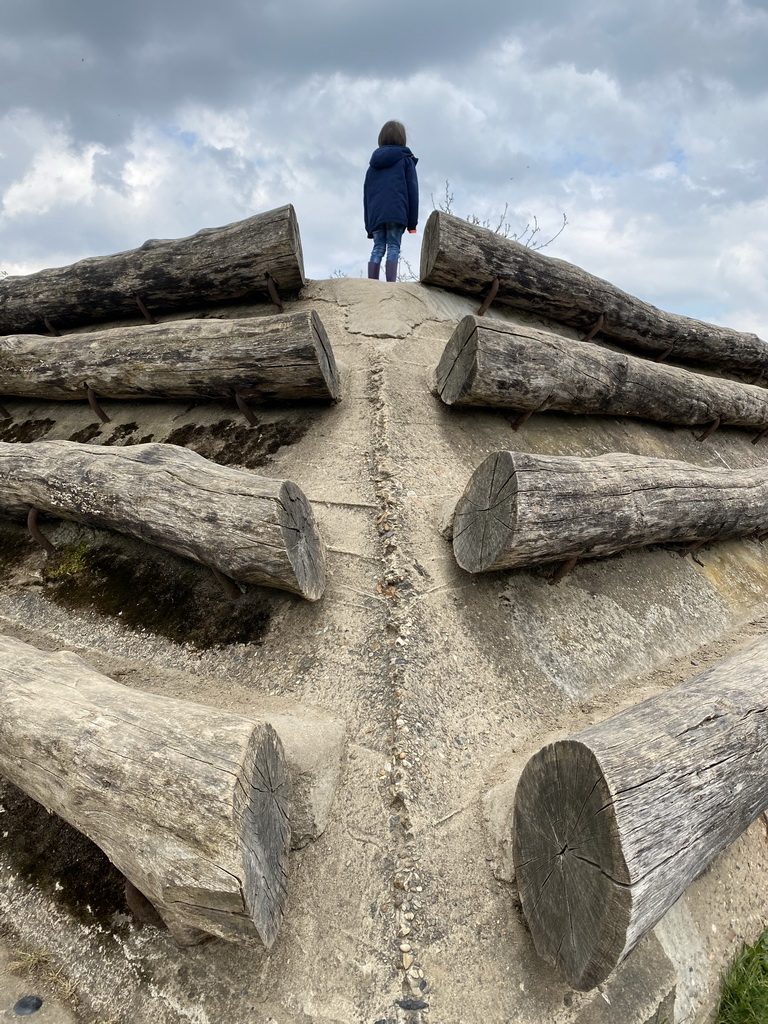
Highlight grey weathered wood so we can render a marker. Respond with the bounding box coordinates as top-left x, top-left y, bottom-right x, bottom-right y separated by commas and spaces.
0, 441, 326, 599
452, 449, 768, 574
436, 315, 768, 433
0, 310, 340, 403
0, 634, 291, 947
513, 636, 768, 989
0, 206, 304, 334
421, 212, 768, 372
